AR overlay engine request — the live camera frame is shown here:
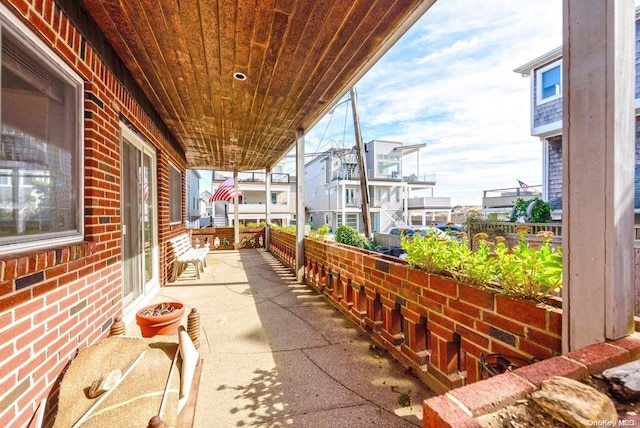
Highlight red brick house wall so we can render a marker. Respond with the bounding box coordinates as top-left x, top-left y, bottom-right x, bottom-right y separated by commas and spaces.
0, 1, 188, 426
